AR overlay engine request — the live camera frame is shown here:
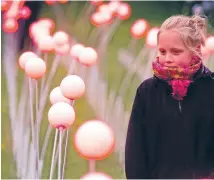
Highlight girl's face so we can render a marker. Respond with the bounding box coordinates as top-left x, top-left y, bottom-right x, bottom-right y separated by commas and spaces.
157, 30, 193, 68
